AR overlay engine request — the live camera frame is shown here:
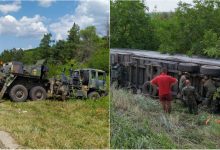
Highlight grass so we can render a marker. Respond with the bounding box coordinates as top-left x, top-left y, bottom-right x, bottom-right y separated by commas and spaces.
111, 86, 220, 149
0, 97, 109, 149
